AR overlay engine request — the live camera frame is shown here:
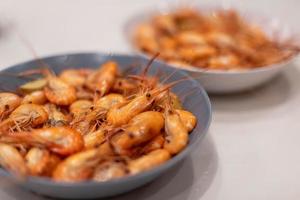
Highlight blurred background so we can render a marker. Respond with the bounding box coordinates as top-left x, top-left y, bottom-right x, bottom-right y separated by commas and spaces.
0, 0, 299, 67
